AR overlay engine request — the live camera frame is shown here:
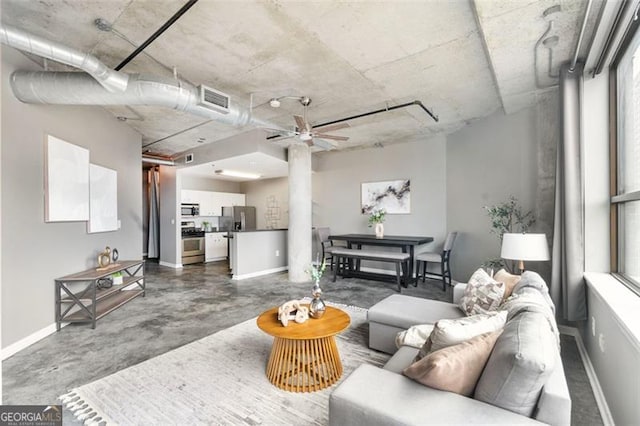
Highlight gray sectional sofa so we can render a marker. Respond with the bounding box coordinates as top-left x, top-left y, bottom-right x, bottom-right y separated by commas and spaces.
329, 271, 571, 426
